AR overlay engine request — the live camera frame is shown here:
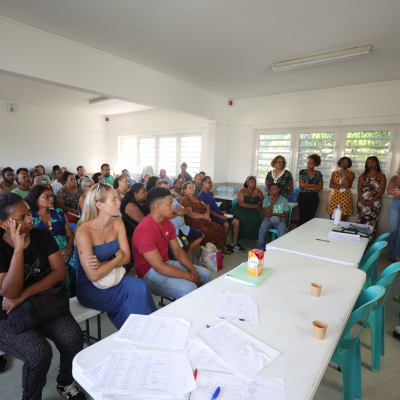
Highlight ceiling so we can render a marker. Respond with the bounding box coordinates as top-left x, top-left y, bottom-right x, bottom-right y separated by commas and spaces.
0, 73, 153, 116
1, 1, 400, 99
